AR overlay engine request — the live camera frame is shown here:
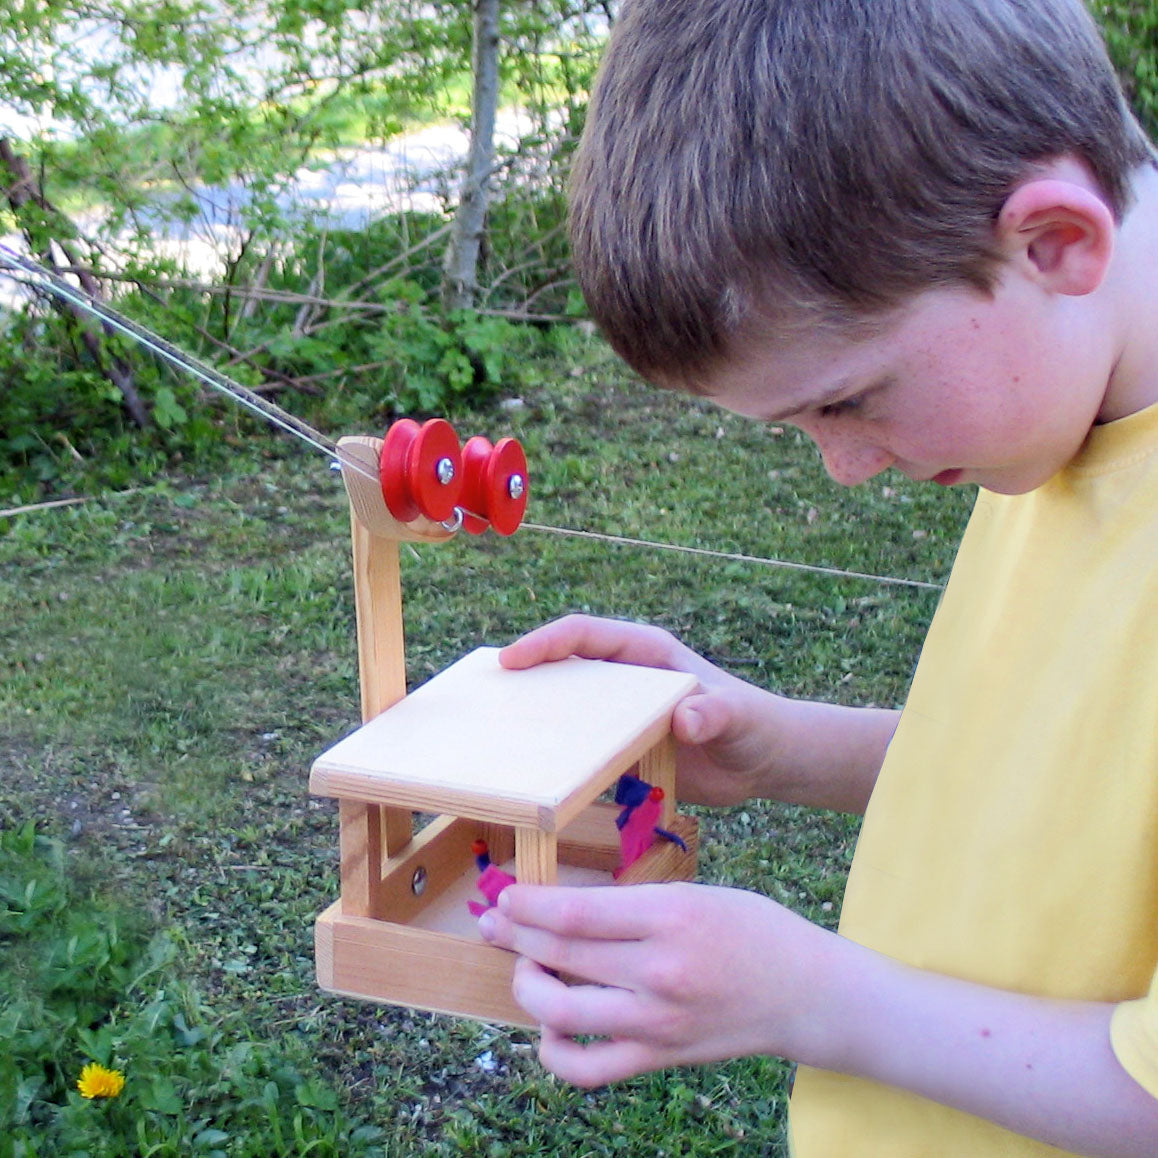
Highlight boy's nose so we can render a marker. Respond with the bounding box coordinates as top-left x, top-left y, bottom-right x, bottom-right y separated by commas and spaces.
814, 437, 895, 487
